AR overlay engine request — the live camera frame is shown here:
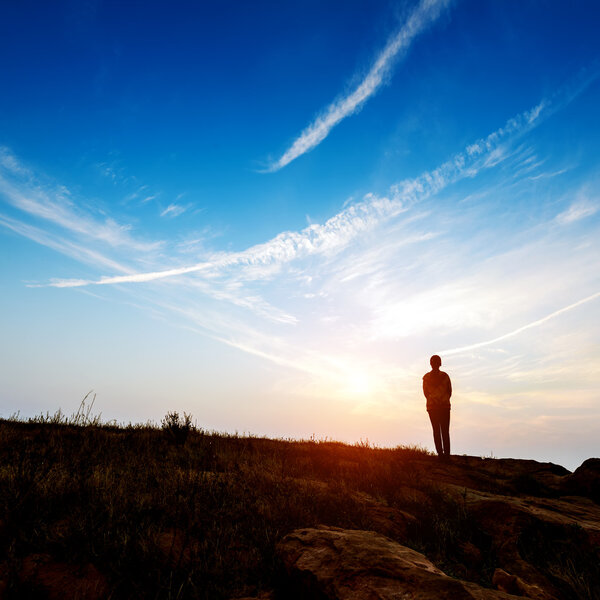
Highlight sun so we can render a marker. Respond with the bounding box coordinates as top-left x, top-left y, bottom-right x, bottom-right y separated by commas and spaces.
345, 371, 373, 396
